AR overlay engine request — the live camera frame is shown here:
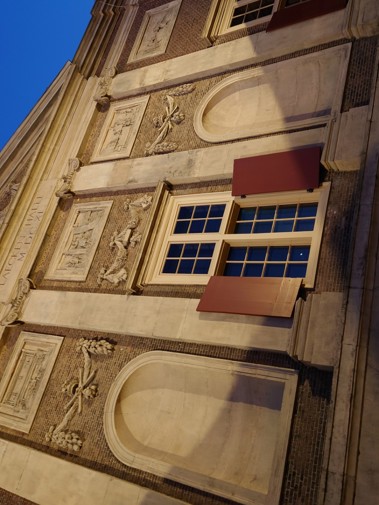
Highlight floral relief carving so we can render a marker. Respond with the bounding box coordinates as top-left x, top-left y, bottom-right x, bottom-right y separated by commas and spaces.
94, 67, 117, 106
97, 194, 153, 286
45, 338, 115, 451
145, 84, 195, 156
0, 278, 35, 326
